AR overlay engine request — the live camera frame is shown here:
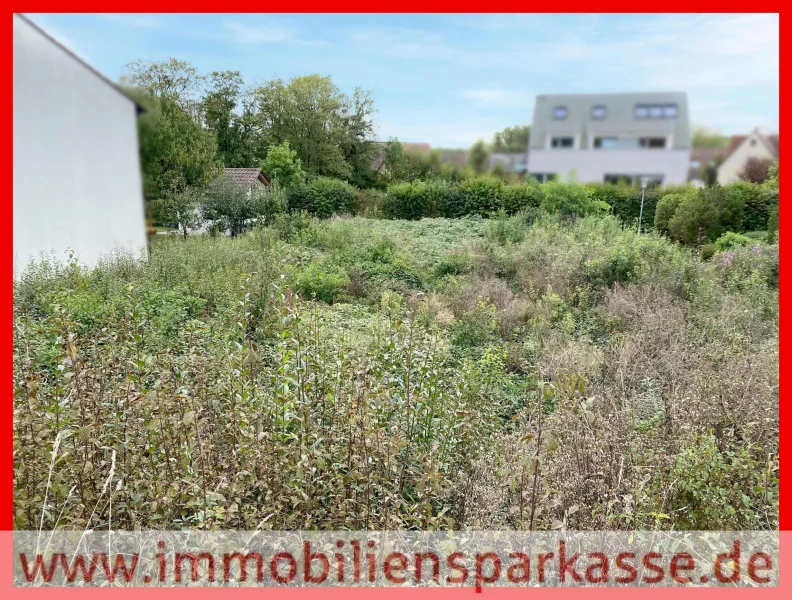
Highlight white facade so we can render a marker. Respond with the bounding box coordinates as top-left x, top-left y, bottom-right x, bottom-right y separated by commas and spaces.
527, 149, 691, 184
717, 130, 777, 185
526, 92, 691, 185
13, 14, 147, 275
